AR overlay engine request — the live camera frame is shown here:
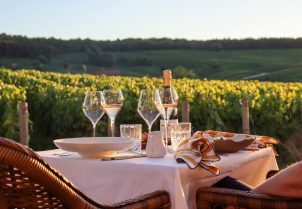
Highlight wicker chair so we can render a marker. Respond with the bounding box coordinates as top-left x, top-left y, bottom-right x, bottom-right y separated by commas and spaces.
196, 187, 302, 209
0, 137, 170, 209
